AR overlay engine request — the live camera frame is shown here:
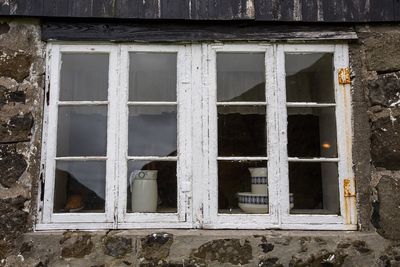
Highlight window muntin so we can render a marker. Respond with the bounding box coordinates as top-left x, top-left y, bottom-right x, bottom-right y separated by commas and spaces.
40, 43, 355, 230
